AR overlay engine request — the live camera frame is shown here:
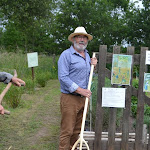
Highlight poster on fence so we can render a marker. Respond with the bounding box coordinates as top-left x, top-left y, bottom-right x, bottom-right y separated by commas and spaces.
27, 52, 38, 68
145, 50, 150, 65
102, 87, 126, 108
111, 54, 132, 85
143, 73, 150, 92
